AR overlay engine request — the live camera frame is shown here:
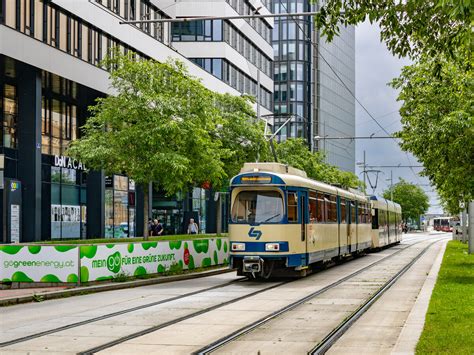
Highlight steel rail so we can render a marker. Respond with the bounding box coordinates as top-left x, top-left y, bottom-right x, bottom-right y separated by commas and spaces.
79, 240, 422, 354
77, 279, 292, 355
0, 276, 246, 348
308, 237, 447, 355
193, 238, 436, 354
